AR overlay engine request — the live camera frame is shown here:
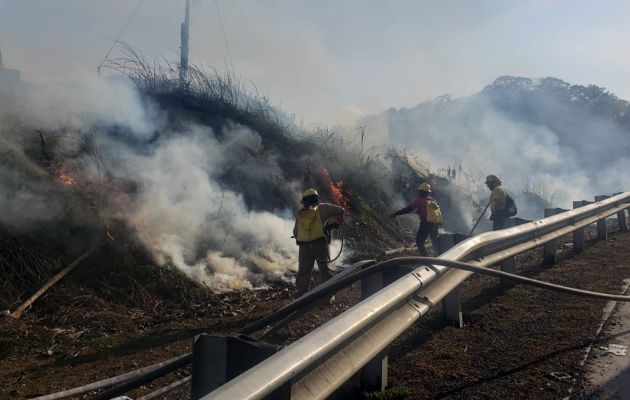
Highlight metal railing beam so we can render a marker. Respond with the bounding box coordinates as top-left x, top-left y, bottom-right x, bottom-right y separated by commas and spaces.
202, 193, 630, 400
